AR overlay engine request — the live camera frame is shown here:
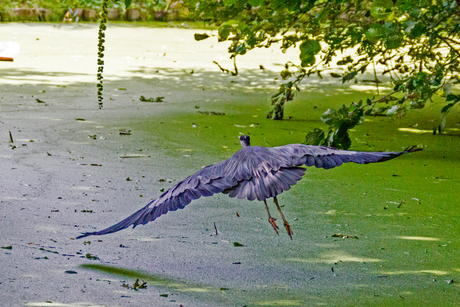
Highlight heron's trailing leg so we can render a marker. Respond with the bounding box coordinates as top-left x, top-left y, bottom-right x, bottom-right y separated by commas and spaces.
273, 197, 293, 239
263, 200, 279, 235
